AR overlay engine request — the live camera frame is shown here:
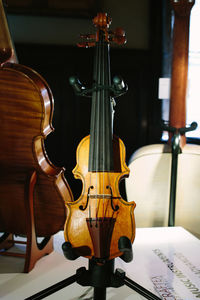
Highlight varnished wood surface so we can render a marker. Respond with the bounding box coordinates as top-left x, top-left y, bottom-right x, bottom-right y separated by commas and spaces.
64, 135, 136, 260
0, 0, 17, 64
0, 63, 73, 237
169, 0, 194, 146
